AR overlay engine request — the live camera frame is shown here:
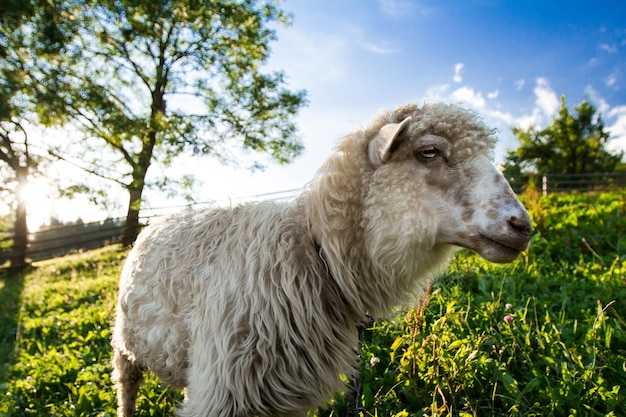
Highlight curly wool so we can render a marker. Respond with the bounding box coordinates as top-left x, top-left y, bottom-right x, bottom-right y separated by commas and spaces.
112, 102, 502, 417
303, 102, 496, 316
113, 203, 358, 417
